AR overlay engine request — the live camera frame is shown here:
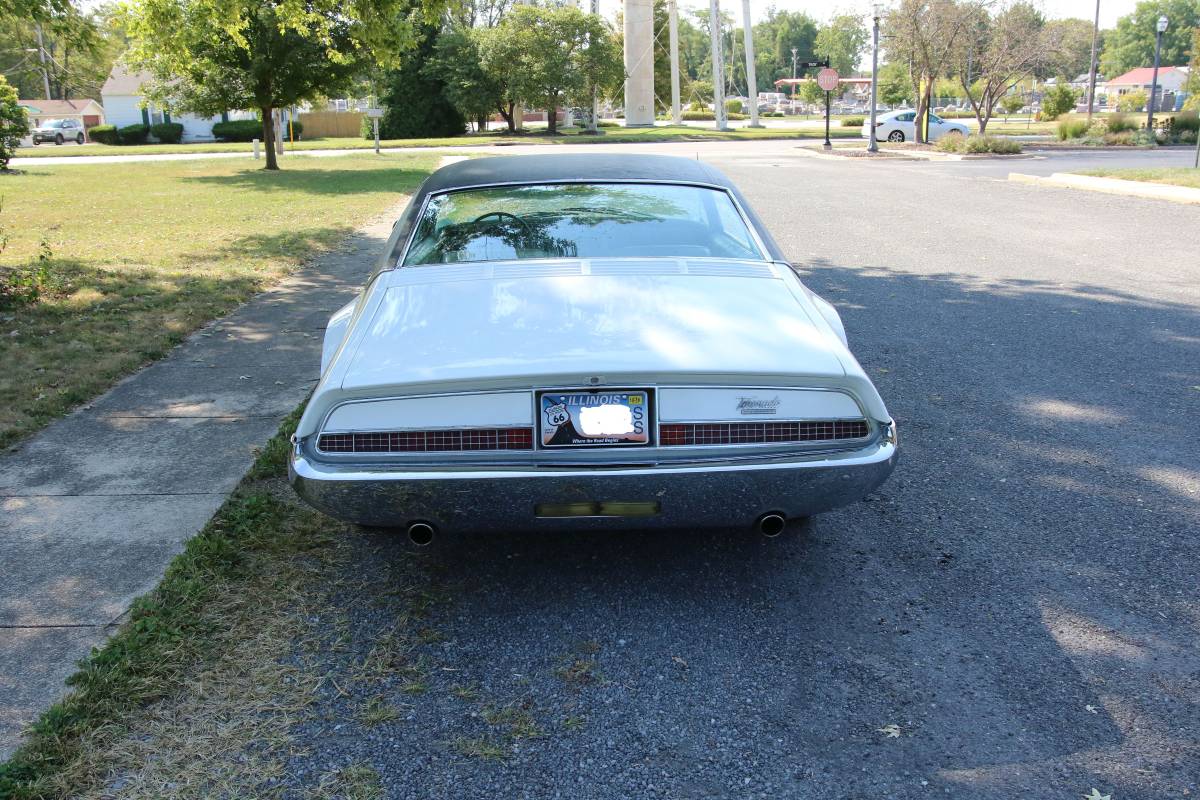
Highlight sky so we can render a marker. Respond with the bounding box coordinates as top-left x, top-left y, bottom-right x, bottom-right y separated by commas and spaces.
597, 0, 1137, 29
